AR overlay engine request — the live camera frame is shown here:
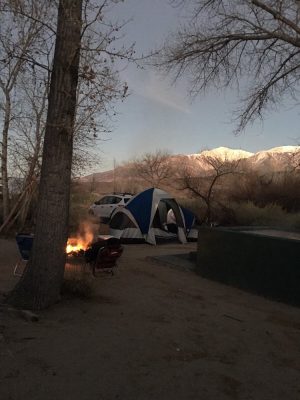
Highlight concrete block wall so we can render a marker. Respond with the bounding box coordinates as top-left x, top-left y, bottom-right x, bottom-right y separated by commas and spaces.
196, 227, 300, 306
